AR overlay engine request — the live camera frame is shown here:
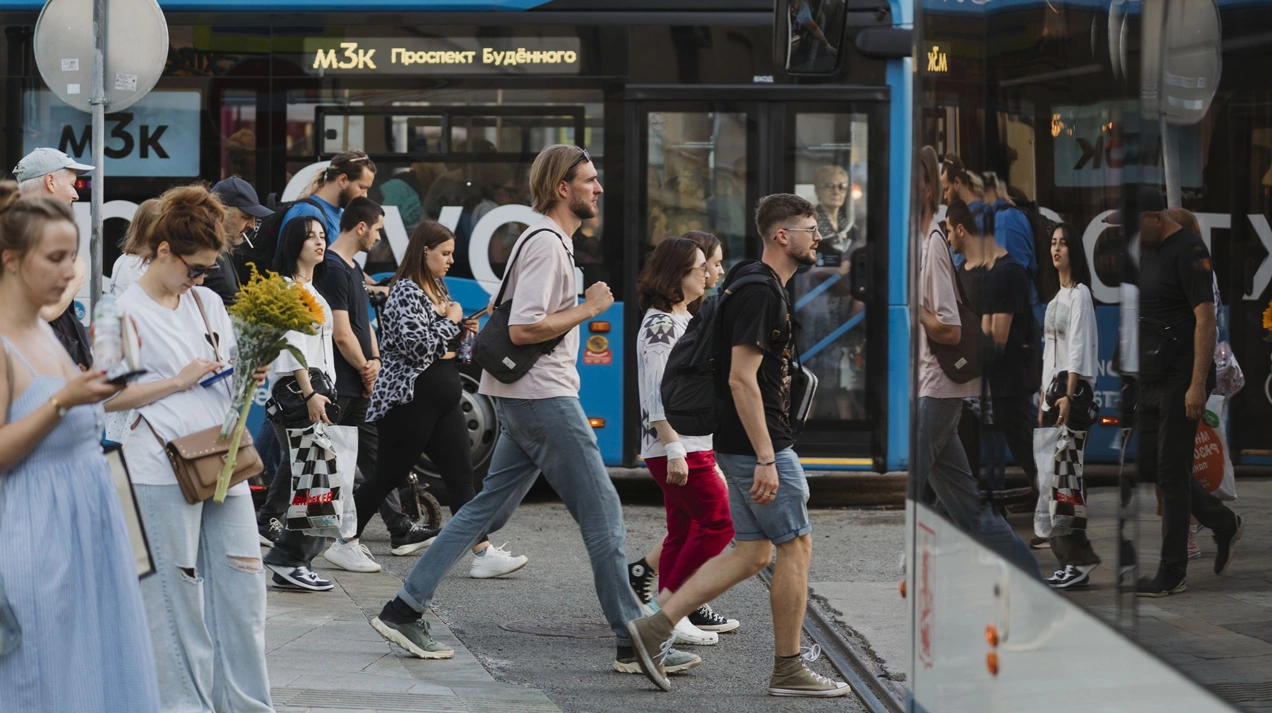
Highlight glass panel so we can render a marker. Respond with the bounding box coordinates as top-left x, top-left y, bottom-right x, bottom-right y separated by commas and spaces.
645, 111, 749, 268
789, 113, 869, 421
450, 111, 583, 155
220, 90, 258, 185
